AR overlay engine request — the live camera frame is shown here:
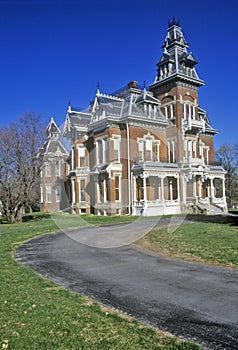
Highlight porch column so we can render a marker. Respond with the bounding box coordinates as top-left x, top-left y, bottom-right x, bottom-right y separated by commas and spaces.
71, 179, 76, 204
222, 178, 226, 199
177, 176, 180, 201
198, 179, 202, 198
193, 175, 197, 197
210, 178, 215, 198
182, 174, 187, 205
161, 176, 165, 213
96, 178, 100, 203
161, 177, 164, 201
172, 140, 175, 162
169, 180, 173, 201
133, 175, 137, 202
143, 175, 147, 203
